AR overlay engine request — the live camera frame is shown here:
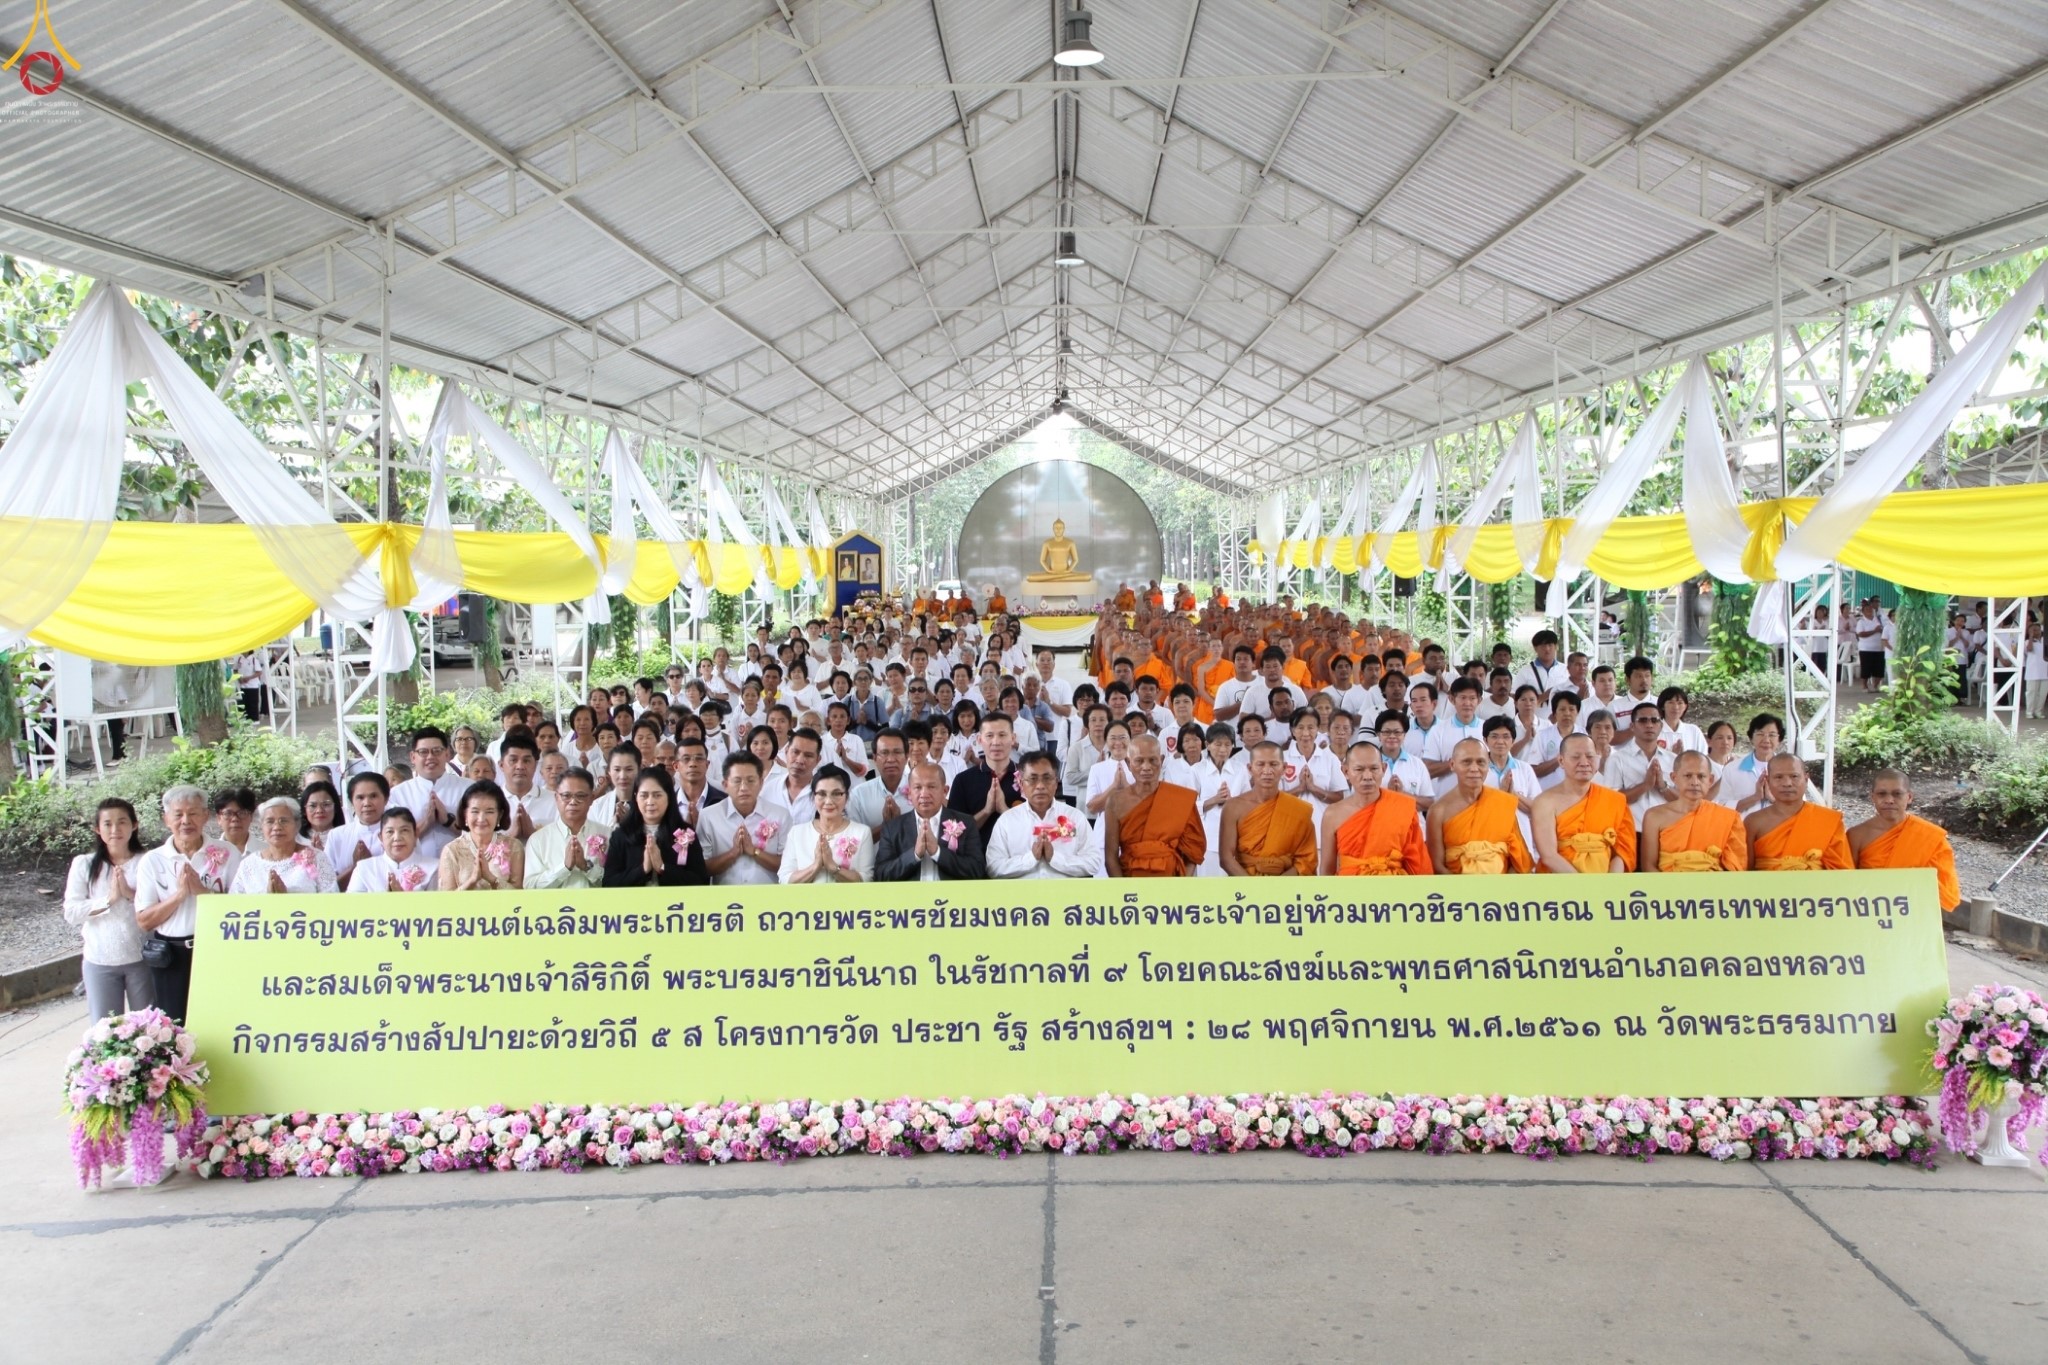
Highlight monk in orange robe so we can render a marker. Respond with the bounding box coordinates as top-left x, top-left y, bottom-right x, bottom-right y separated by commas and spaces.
1428, 738, 1532, 874
1174, 587, 1196, 613
1744, 754, 1852, 871
1220, 742, 1319, 875
1104, 736, 1206, 877
987, 591, 1007, 615
1113, 584, 1137, 613
1319, 744, 1432, 875
1532, 734, 1635, 873
1640, 751, 1748, 871
1849, 769, 1961, 910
